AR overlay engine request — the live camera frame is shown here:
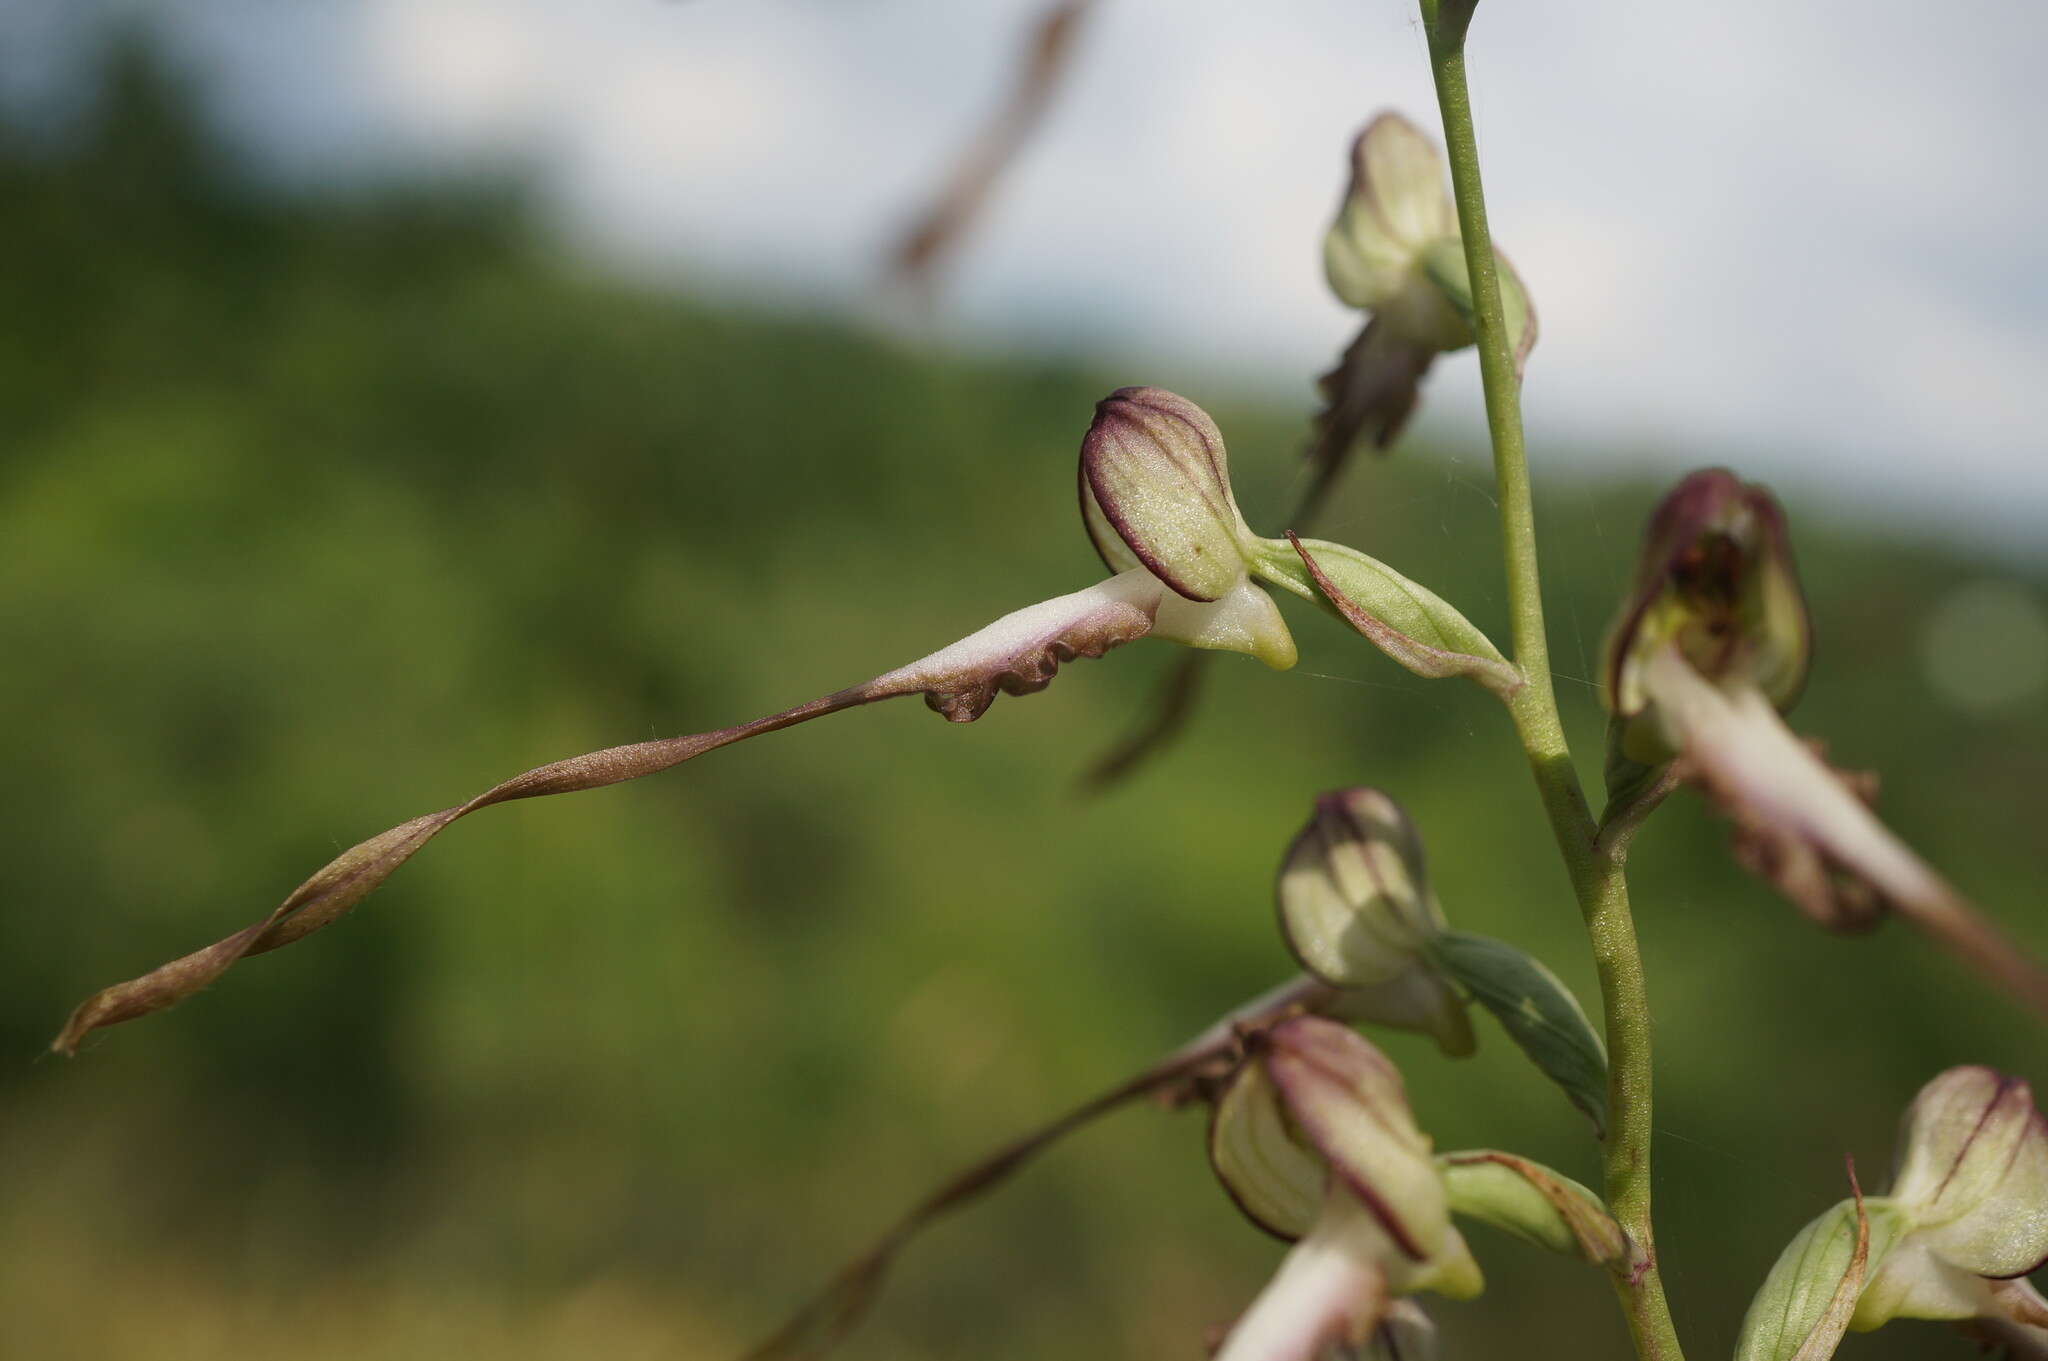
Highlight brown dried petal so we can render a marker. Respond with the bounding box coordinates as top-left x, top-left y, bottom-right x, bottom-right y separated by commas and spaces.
1305, 318, 1436, 480
54, 574, 1164, 1054
749, 975, 1332, 1361
888, 0, 1097, 290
